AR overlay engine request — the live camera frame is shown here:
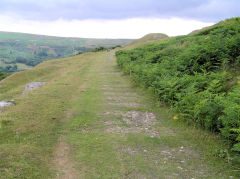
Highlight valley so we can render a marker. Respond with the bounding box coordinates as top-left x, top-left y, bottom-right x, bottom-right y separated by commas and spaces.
0, 31, 133, 73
